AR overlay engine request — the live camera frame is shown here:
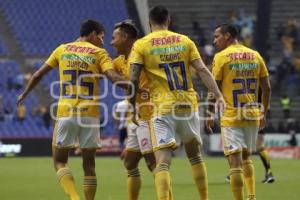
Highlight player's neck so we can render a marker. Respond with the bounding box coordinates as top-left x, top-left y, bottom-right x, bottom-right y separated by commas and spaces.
151, 24, 168, 32
76, 37, 88, 42
227, 39, 239, 48
123, 41, 135, 59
